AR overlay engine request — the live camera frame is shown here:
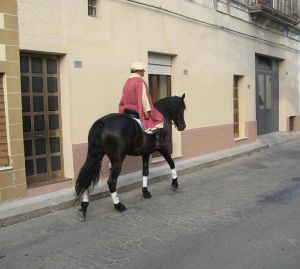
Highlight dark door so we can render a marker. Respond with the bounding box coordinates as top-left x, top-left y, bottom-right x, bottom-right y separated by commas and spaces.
21, 54, 63, 186
148, 74, 172, 154
256, 56, 279, 135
